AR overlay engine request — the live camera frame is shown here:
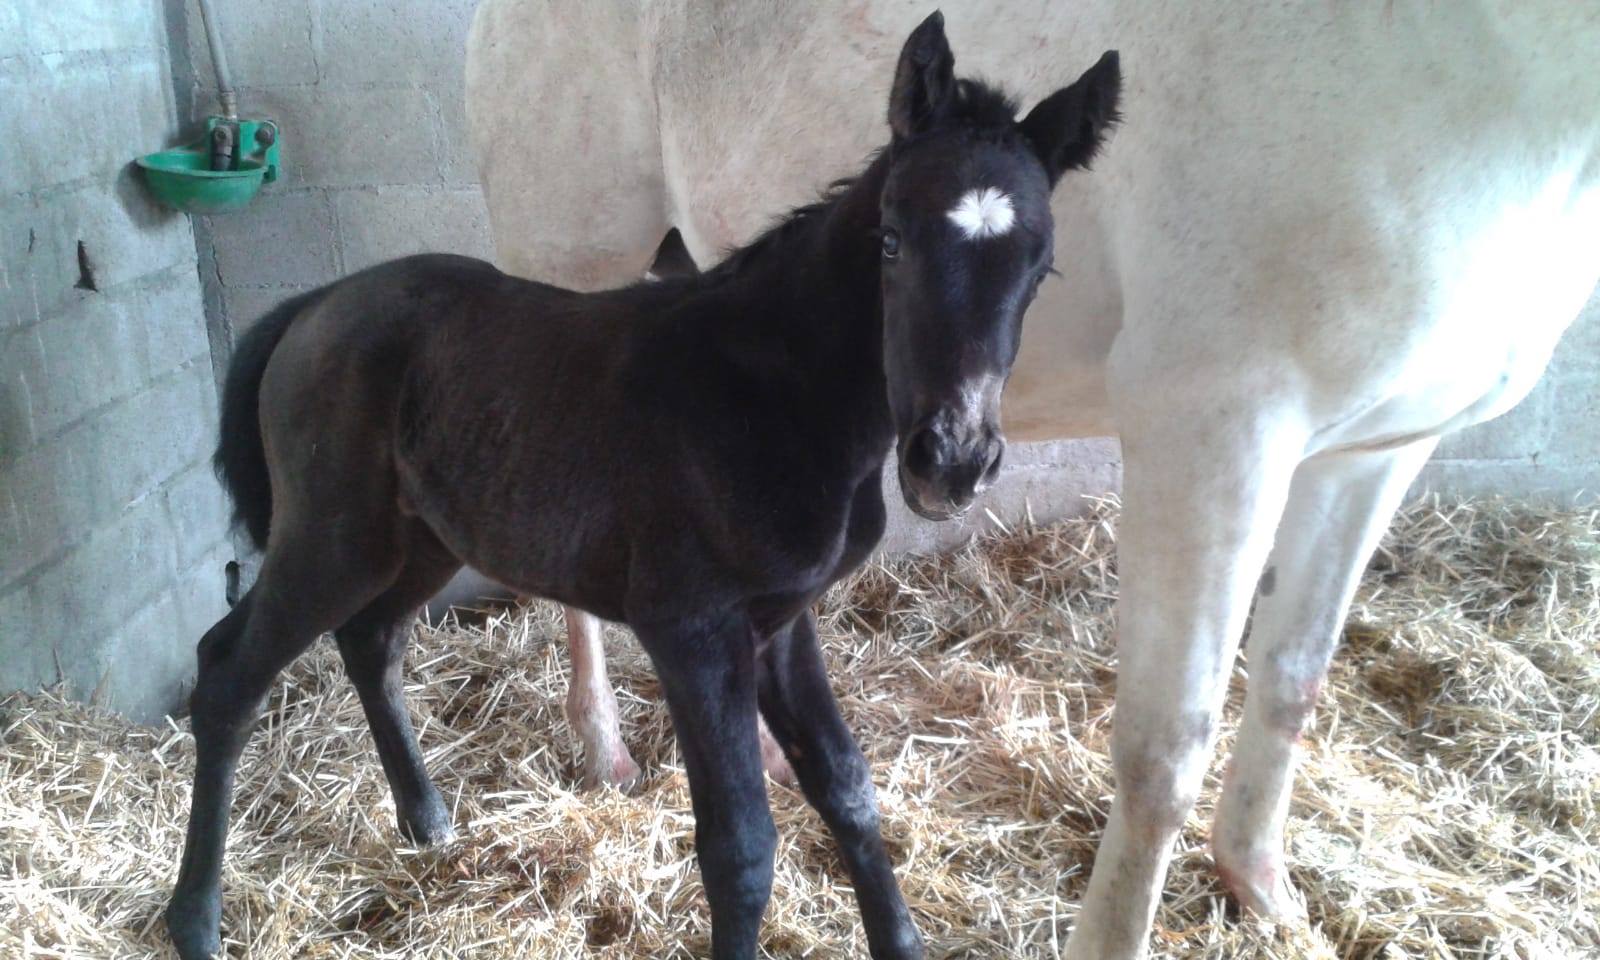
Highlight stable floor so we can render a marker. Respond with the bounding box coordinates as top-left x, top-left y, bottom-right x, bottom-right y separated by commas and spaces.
3, 498, 1596, 958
